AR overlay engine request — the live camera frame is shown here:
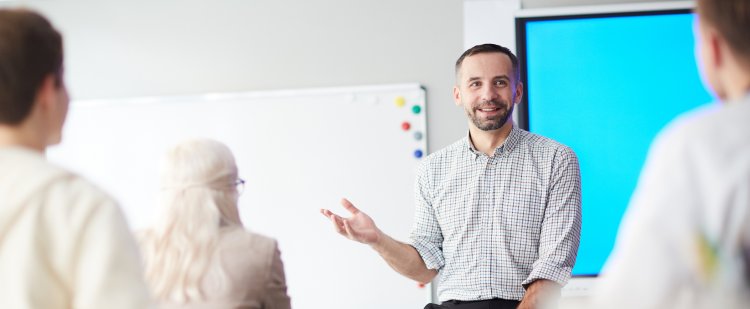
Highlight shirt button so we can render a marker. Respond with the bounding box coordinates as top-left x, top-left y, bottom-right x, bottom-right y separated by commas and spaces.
476, 295, 482, 300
